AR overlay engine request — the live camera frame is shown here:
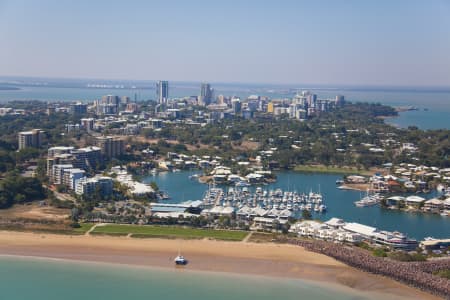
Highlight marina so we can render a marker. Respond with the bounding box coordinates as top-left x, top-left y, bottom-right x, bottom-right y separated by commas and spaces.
144, 171, 450, 240
200, 186, 326, 220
